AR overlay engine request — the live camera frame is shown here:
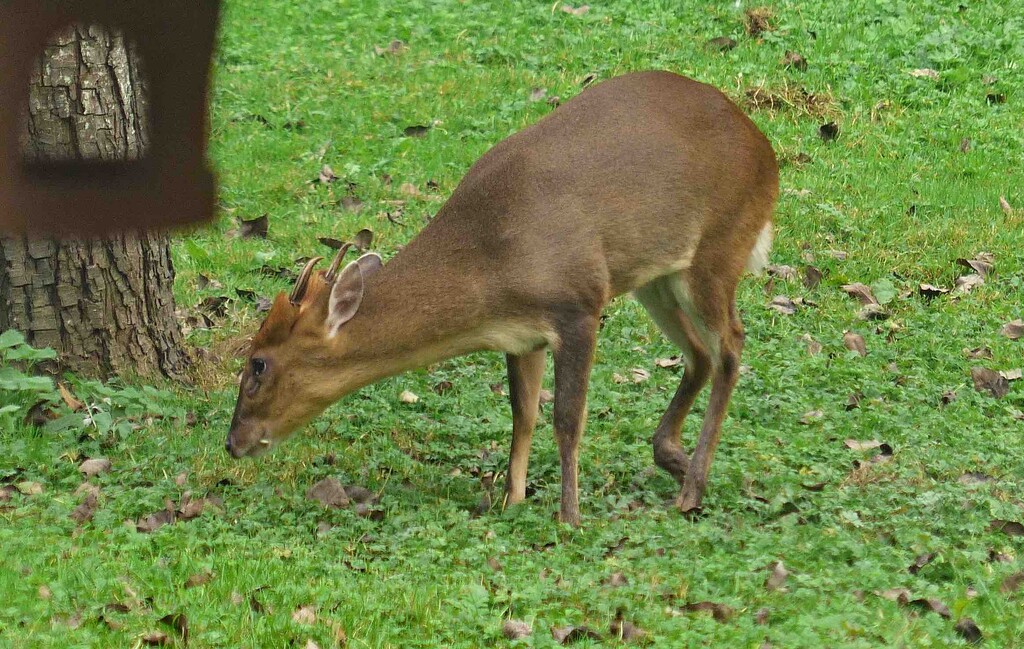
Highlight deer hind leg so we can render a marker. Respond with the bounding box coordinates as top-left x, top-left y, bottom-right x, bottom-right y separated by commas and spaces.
635, 277, 712, 488
668, 272, 744, 514
504, 348, 546, 507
